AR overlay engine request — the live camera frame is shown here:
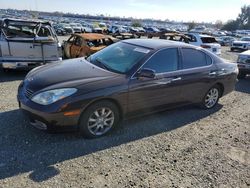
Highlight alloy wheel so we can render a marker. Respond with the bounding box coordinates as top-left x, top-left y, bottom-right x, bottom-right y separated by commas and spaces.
87, 107, 115, 136
204, 88, 219, 109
